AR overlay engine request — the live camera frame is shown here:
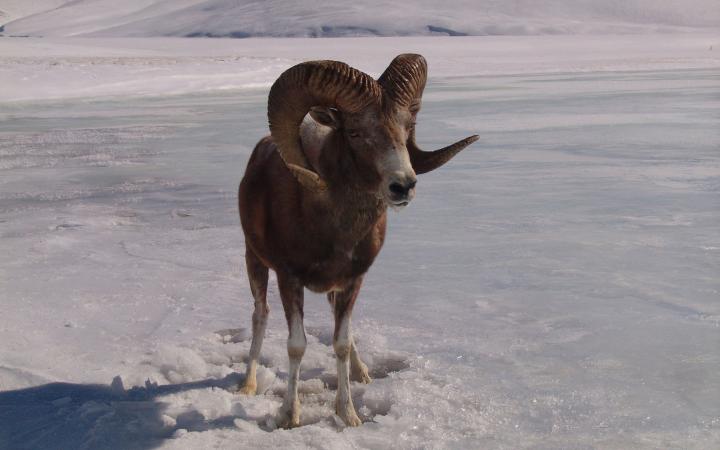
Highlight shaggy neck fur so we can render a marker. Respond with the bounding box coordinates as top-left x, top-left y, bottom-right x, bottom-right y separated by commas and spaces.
300, 121, 385, 245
